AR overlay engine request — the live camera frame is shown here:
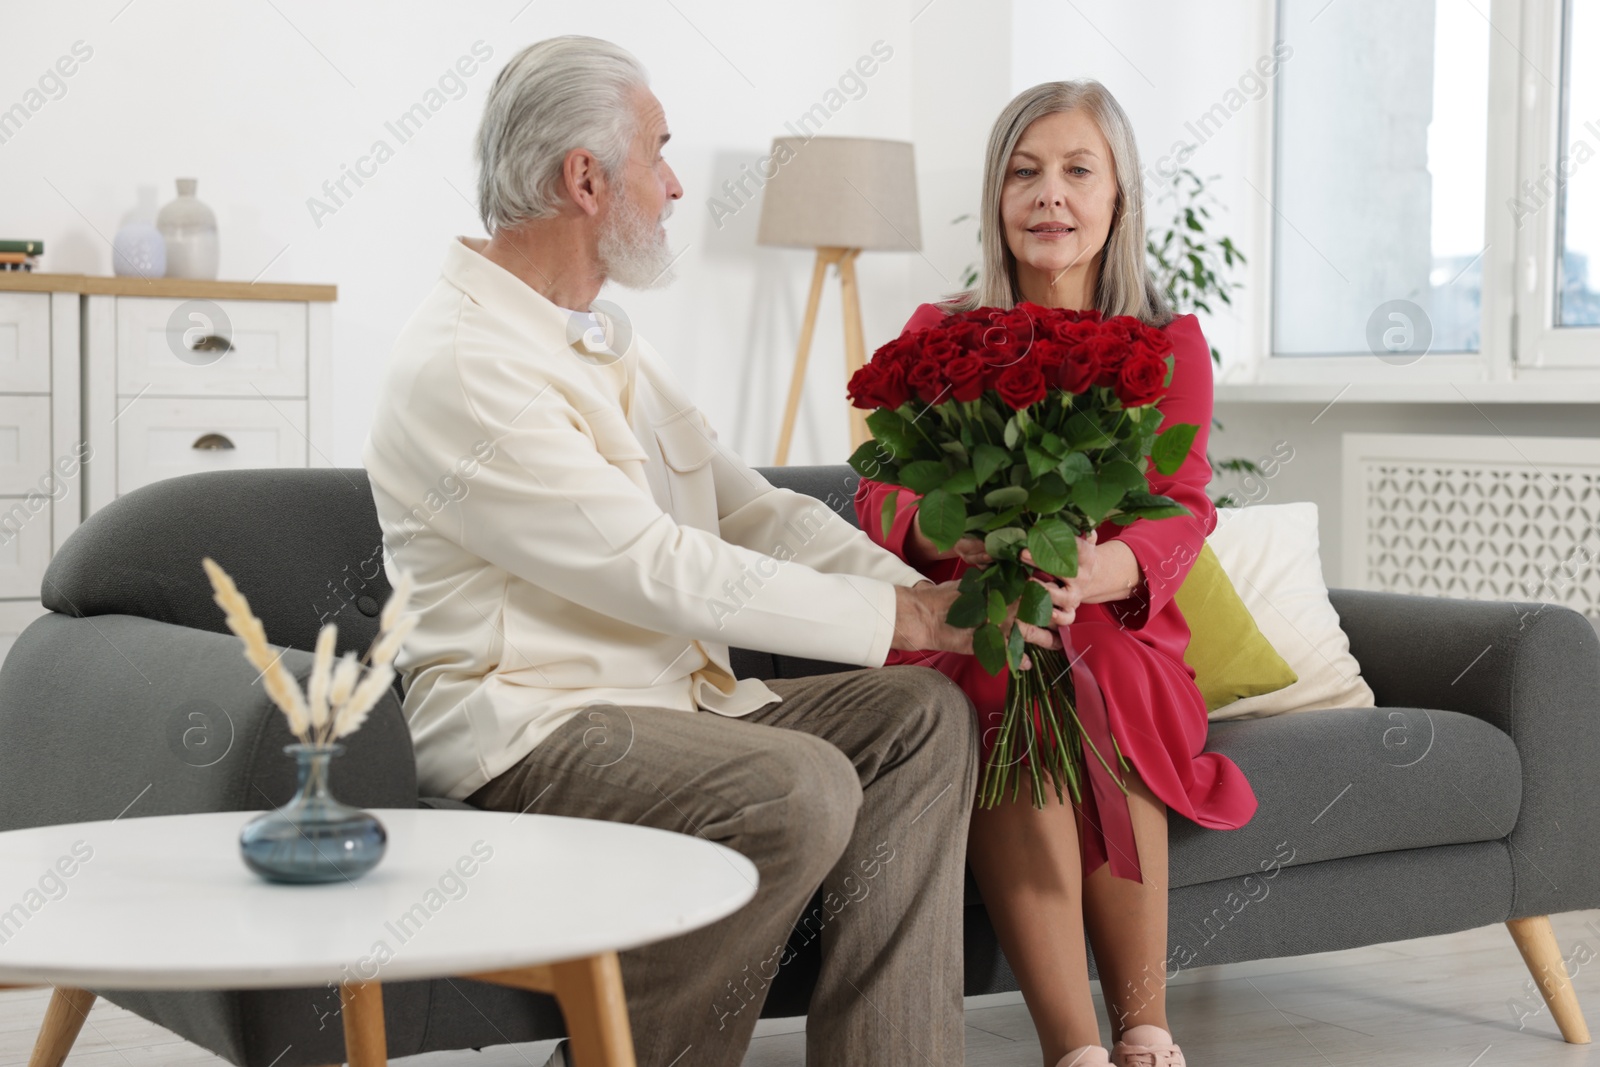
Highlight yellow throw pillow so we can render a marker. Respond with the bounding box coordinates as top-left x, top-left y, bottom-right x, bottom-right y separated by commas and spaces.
1172, 542, 1298, 714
